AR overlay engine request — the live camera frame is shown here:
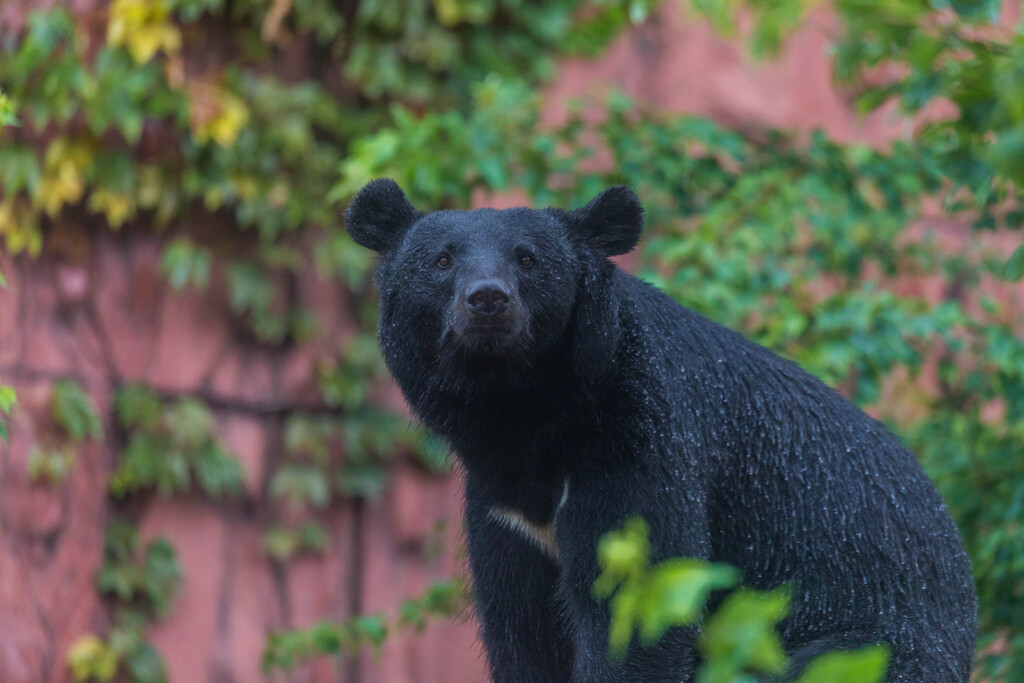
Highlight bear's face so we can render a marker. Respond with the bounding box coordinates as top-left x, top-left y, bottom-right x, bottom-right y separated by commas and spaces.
345, 179, 644, 388
378, 206, 579, 362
